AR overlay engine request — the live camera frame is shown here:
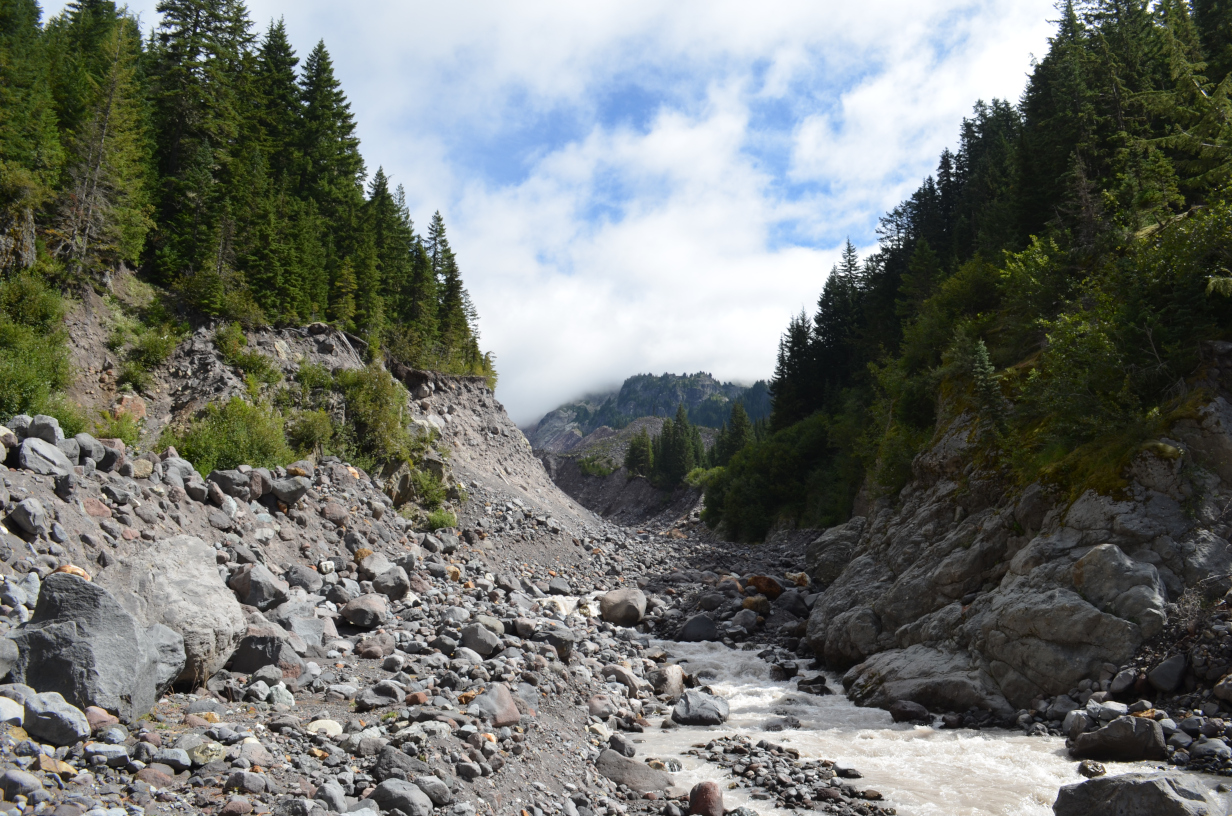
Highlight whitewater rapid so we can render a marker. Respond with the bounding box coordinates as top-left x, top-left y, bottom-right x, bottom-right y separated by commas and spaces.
634, 641, 1229, 816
